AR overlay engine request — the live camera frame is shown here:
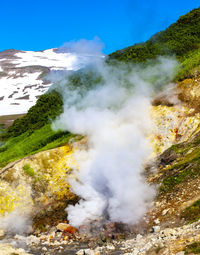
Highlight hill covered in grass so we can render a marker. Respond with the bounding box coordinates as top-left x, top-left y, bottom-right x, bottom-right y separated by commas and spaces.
0, 69, 99, 167
109, 7, 200, 81
1, 7, 200, 168
0, 90, 74, 168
